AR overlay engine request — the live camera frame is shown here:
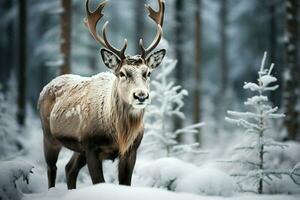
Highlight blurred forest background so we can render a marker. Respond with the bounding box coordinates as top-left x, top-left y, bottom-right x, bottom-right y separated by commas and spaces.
0, 0, 299, 147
